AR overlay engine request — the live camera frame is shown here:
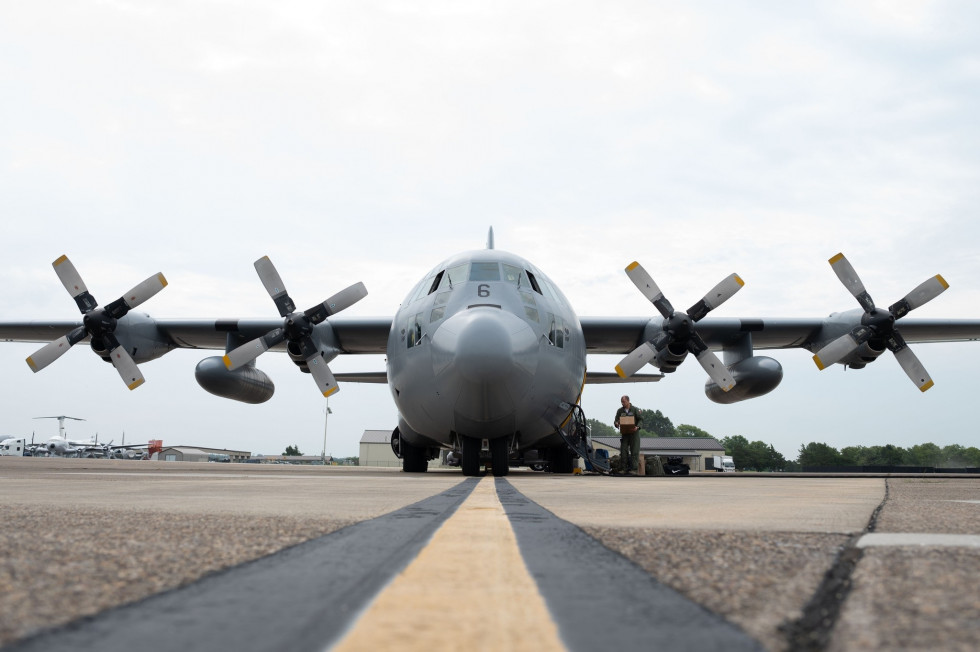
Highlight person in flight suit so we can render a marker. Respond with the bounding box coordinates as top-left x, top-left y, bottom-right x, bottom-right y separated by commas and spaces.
614, 395, 642, 475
